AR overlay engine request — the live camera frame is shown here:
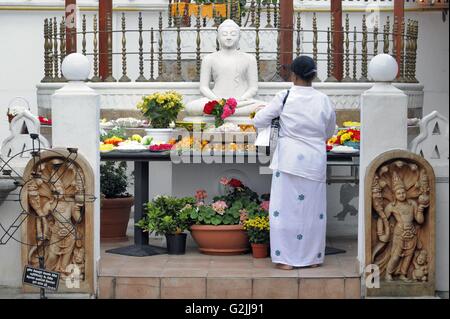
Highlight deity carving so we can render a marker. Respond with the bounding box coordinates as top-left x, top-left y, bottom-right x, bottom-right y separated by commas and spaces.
370, 159, 432, 283
412, 249, 429, 282
25, 157, 86, 280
